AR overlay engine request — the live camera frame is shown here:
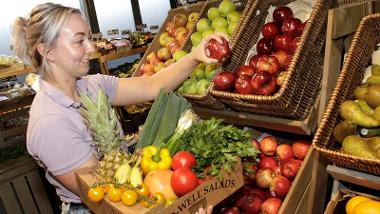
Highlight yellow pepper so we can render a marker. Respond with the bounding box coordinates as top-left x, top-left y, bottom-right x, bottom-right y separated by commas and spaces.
141, 145, 172, 175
